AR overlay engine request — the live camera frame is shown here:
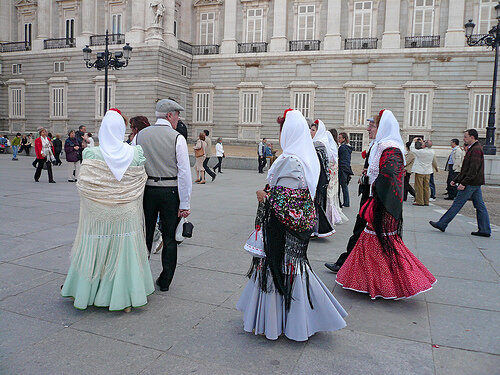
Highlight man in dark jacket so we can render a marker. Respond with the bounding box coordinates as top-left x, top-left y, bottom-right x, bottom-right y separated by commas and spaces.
75, 125, 87, 161
338, 132, 354, 207
430, 129, 491, 237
